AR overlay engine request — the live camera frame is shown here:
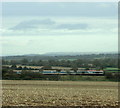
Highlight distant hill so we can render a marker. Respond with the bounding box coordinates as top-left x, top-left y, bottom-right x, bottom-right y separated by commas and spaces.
2, 52, 118, 61
43, 52, 117, 56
